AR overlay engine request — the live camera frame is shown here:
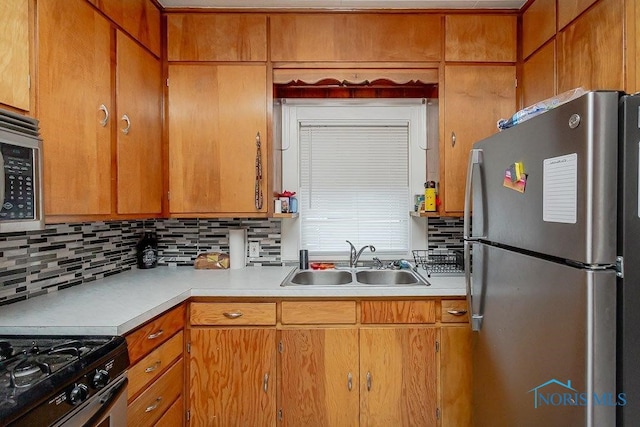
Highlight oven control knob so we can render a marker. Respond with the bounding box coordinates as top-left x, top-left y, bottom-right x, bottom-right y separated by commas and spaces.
69, 384, 88, 405
91, 369, 110, 389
